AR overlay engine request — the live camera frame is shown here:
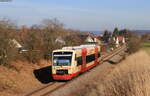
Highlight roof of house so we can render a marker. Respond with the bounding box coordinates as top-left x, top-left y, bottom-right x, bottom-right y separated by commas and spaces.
11, 39, 22, 48
117, 36, 124, 41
